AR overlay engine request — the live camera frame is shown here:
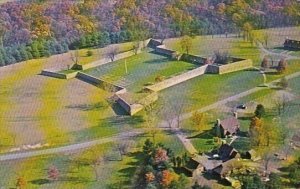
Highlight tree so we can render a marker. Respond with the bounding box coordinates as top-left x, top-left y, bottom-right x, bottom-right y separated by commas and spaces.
133, 41, 140, 55
16, 176, 27, 189
192, 111, 206, 131
274, 94, 289, 115
255, 104, 266, 118
277, 77, 288, 89
70, 49, 80, 66
180, 35, 192, 54
47, 165, 60, 181
249, 116, 262, 146
266, 173, 282, 189
143, 139, 155, 155
86, 50, 93, 57
154, 147, 169, 164
169, 174, 189, 189
277, 59, 288, 74
242, 22, 253, 41
116, 140, 135, 161
106, 46, 119, 62
261, 56, 269, 70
